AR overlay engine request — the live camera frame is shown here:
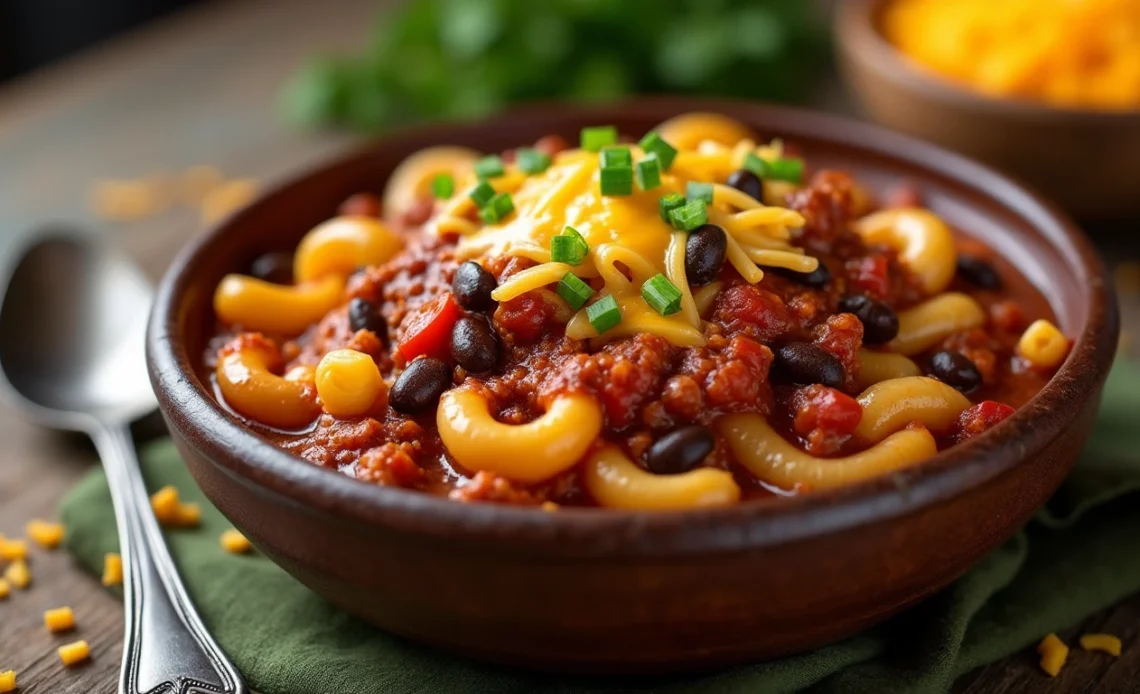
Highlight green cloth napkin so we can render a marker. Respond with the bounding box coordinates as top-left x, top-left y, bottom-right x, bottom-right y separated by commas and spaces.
62, 357, 1140, 694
